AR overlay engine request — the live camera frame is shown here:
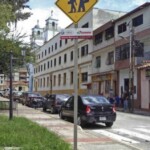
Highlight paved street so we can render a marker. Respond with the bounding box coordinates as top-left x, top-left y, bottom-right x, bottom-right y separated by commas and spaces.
1, 99, 150, 150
